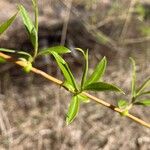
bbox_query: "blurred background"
[0,0,150,149]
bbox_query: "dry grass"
[0,0,150,149]
[0,63,149,149]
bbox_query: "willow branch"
[0,52,150,128]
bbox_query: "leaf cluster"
[118,58,150,116]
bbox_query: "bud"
[23,61,32,73]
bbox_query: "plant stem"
[33,0,39,60]
[0,52,150,129]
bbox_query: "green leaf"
[81,50,88,90]
[30,27,37,48]
[85,56,107,86]
[84,82,124,93]
[75,48,89,90]
[0,48,16,53]
[19,5,37,48]
[134,99,150,106]
[0,48,32,60]
[136,77,150,96]
[118,99,128,109]
[138,91,150,96]
[66,96,79,125]
[51,52,78,91]
[19,5,34,34]
[0,12,18,35]
[129,57,136,98]
[38,46,71,56]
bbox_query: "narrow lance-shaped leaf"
[0,48,32,60]
[19,5,34,34]
[0,12,18,35]
[136,77,150,96]
[85,56,107,86]
[19,5,37,48]
[130,57,136,98]
[84,82,124,93]
[66,96,80,125]
[38,46,71,56]
[138,91,150,97]
[134,99,150,106]
[81,50,88,90]
[30,27,37,48]
[75,48,89,90]
[51,52,78,91]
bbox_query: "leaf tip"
[102,56,107,62]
